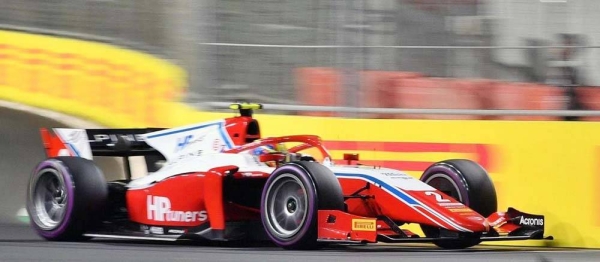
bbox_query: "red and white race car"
[26,103,552,249]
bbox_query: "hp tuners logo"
[175,135,193,152]
[147,195,208,222]
[519,216,544,226]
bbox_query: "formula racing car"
[25,103,552,249]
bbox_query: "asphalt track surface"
[1,106,600,262]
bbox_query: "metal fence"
[0,0,164,52]
[195,0,600,109]
[195,0,487,104]
[1,0,600,118]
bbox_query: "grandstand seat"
[576,87,600,121]
[359,71,422,119]
[394,77,487,120]
[488,82,566,121]
[295,67,342,117]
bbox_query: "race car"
[25,103,552,249]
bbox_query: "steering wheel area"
[251,143,318,167]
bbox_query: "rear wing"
[40,127,166,159]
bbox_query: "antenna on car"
[229,102,263,117]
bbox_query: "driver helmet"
[252,144,276,156]
[252,143,288,156]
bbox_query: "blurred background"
[1,0,599,120]
[1,1,600,253]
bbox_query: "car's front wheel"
[419,159,497,249]
[260,161,344,250]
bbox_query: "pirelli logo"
[352,219,376,231]
[448,207,474,213]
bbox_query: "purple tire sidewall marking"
[261,164,316,247]
[30,159,74,238]
[421,165,470,206]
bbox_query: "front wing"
[316,207,553,244]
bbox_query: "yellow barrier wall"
[1,30,599,248]
[0,30,186,128]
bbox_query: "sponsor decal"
[380,172,414,180]
[141,225,150,234]
[439,202,465,207]
[518,216,544,226]
[149,226,164,235]
[66,130,84,143]
[175,134,194,152]
[448,207,473,213]
[351,219,376,231]
[212,139,224,152]
[160,150,207,170]
[425,191,451,203]
[166,150,204,164]
[89,133,145,143]
[147,195,208,222]
[167,229,185,234]
[488,217,505,227]
[241,172,265,177]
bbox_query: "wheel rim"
[30,168,68,230]
[425,173,463,203]
[264,173,308,239]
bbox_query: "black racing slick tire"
[260,161,344,250]
[419,159,498,249]
[26,157,108,241]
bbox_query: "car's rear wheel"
[261,161,344,250]
[419,159,497,249]
[26,157,108,241]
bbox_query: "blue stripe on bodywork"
[147,123,221,139]
[67,143,80,157]
[146,122,234,150]
[219,130,233,149]
[336,172,471,232]
[334,173,418,205]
